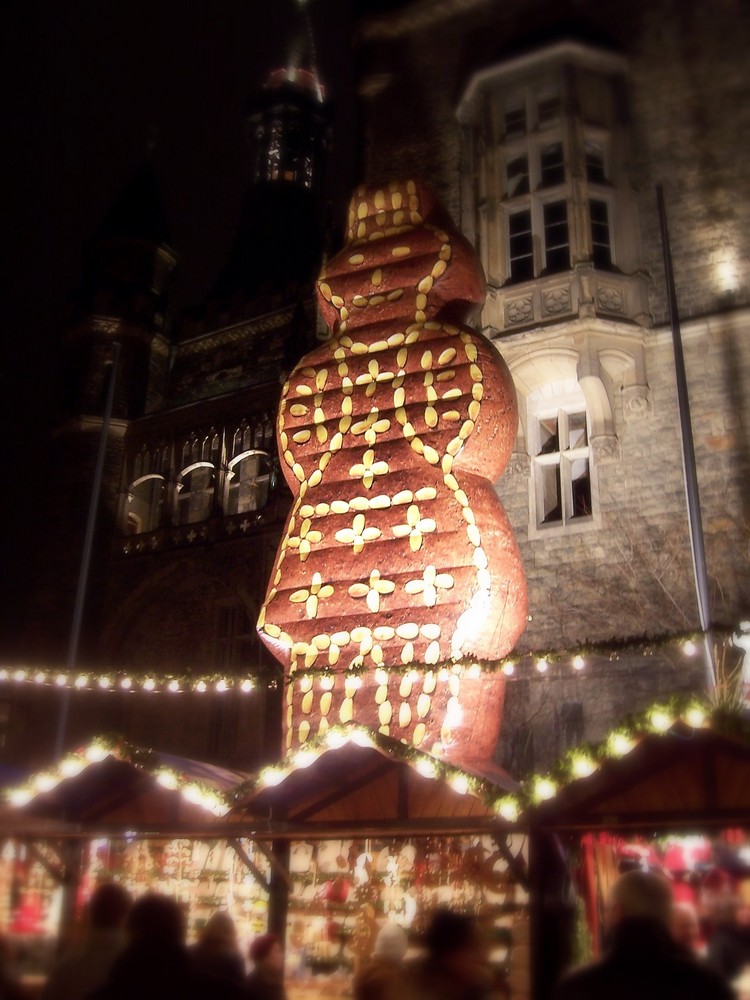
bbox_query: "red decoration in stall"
[257,180,527,766]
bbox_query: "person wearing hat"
[246,933,286,1000]
[354,921,411,1000]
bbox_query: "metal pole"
[656,186,716,689]
[54,343,122,758]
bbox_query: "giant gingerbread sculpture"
[258,180,526,768]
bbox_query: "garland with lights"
[231,725,504,811]
[0,625,738,693]
[230,699,750,827]
[285,626,736,681]
[493,696,750,822]
[3,737,232,818]
[6,699,748,830]
[0,667,260,695]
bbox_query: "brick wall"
[356,0,750,769]
[357,0,750,322]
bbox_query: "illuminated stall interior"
[0,731,532,998]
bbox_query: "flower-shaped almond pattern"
[257,179,527,769]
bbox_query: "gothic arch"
[97,559,260,670]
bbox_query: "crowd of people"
[0,871,748,999]
[35,886,283,1000]
[351,872,748,999]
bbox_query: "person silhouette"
[555,871,732,1000]
[43,882,132,1000]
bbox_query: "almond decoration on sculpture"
[257,180,527,767]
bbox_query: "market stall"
[230,726,531,1000]
[0,739,267,983]
[521,702,750,999]
[0,728,534,998]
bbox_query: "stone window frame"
[457,42,650,333]
[528,390,593,529]
[525,377,598,537]
[120,410,280,536]
[501,326,651,537]
[125,473,166,535]
[588,193,617,270]
[500,114,574,283]
[176,460,217,526]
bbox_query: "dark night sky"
[0,0,357,636]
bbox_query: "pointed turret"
[63,161,177,421]
[248,5,328,194]
[208,3,331,312]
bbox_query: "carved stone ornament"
[257,180,527,766]
[591,434,620,464]
[597,284,624,313]
[622,384,651,421]
[542,286,571,316]
[505,296,534,326]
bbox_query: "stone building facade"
[5,0,749,779]
[355,0,750,772]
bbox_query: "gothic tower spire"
[208,1,331,312]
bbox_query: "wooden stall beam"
[229,839,269,890]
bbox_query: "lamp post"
[657,186,716,690]
[54,343,122,758]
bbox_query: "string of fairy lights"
[237,697,731,824]
[0,625,738,694]
[3,697,741,826]
[3,737,232,818]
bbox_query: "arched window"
[182,432,200,468]
[203,428,220,465]
[177,462,215,525]
[126,440,171,535]
[126,475,165,535]
[225,450,271,515]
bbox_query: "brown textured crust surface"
[257,180,527,764]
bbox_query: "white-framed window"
[589,195,615,270]
[498,81,574,285]
[527,381,594,532]
[458,43,640,296]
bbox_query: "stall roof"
[231,729,519,838]
[1,730,520,840]
[0,741,253,838]
[531,724,750,832]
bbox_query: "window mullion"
[559,455,573,524]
